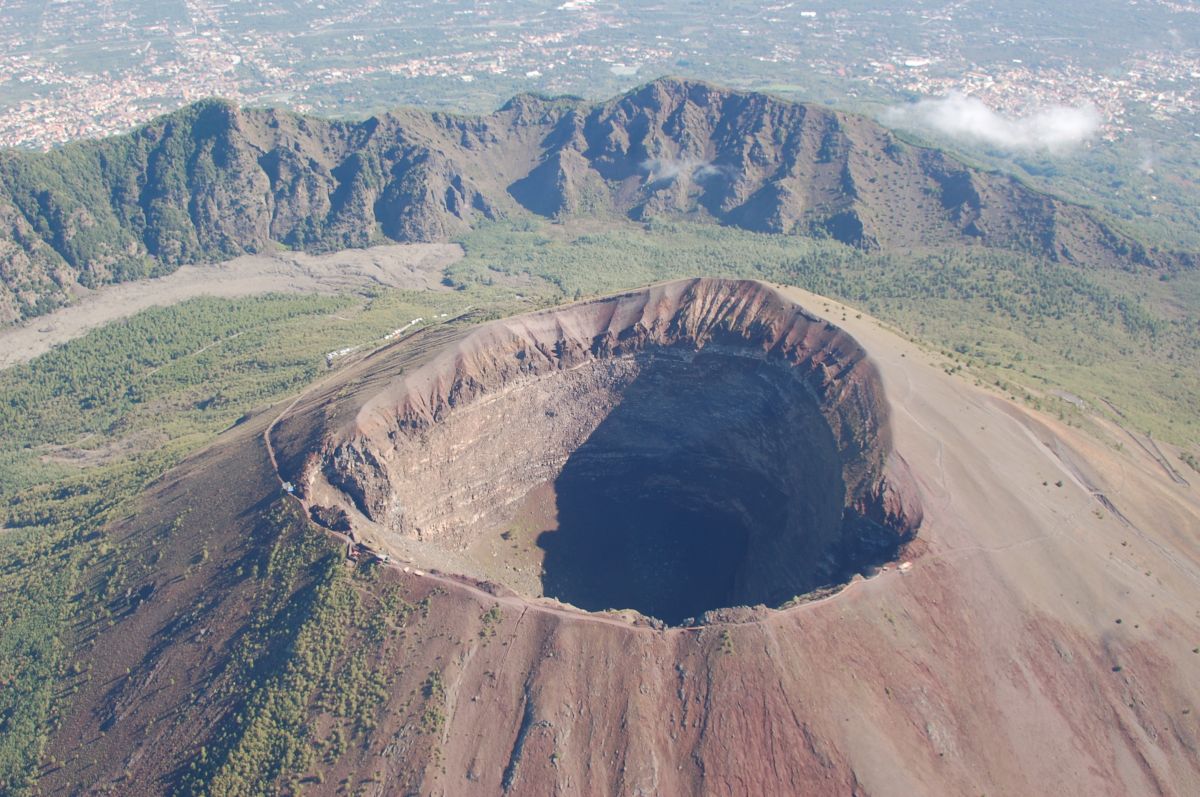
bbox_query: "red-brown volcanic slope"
[44,279,1200,796]
[273,279,1200,794]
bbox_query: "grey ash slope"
[0,77,1191,323]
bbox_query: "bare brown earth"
[0,242,460,369]
[43,280,1200,796]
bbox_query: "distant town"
[1,0,1196,149]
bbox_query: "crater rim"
[280,278,924,627]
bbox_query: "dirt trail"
[0,242,462,369]
[1099,398,1190,486]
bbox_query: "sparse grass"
[479,604,502,638]
[420,670,447,735]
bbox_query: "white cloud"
[883,92,1102,154]
[693,162,732,181]
[1135,139,1158,175]
[640,157,731,184]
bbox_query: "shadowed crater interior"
[538,352,843,625]
[291,278,923,626]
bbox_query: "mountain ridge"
[0,77,1191,324]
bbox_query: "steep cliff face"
[520,79,1177,268]
[277,279,921,623]
[0,78,1191,324]
[0,100,516,322]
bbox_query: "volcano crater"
[290,279,922,626]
